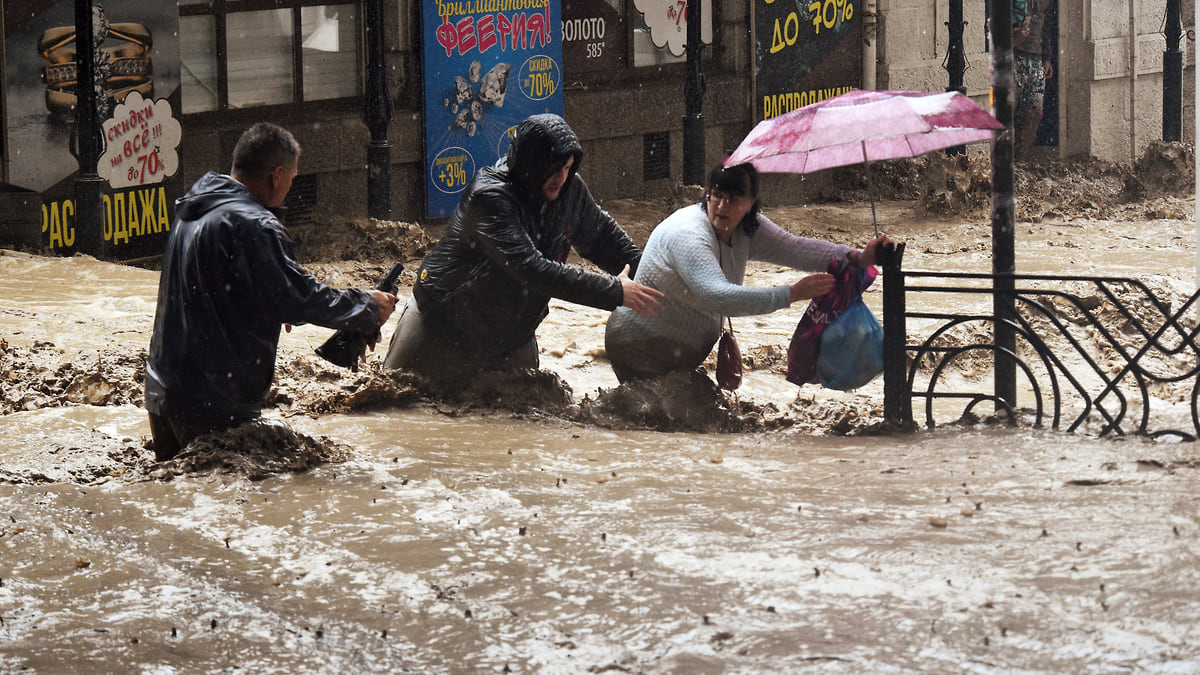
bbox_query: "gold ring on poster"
[45,77,153,117]
[38,23,151,61]
[43,56,151,86]
[38,22,154,118]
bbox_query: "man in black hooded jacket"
[384,113,661,384]
[145,122,396,461]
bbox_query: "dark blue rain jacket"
[412,114,641,359]
[145,171,380,425]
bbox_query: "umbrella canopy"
[725,89,1003,175]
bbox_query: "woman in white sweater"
[604,162,892,383]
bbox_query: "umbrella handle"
[861,145,879,239]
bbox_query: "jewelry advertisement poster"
[421,0,564,219]
[3,0,181,259]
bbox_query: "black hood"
[505,113,583,197]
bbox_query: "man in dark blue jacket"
[145,123,396,461]
[384,114,661,386]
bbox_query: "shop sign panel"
[561,0,625,73]
[3,0,182,259]
[753,0,862,122]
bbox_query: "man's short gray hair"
[231,122,301,180]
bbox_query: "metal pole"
[364,0,393,220]
[946,0,966,95]
[861,0,877,89]
[73,0,106,258]
[990,0,1017,413]
[1163,0,1183,142]
[880,242,911,426]
[682,0,706,185]
[944,0,967,155]
[1129,0,1137,162]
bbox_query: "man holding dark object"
[145,122,396,461]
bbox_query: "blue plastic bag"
[787,260,877,386]
[817,298,883,390]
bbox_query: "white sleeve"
[749,214,854,272]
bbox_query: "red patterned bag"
[786,258,877,386]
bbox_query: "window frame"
[562,1,723,88]
[179,0,364,118]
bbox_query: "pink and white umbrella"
[725,89,1003,234]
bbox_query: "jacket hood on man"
[505,113,583,199]
[412,116,640,360]
[174,171,252,221]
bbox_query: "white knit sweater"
[606,203,852,356]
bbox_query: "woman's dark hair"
[700,162,761,236]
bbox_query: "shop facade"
[1,0,1193,259]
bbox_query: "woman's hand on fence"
[859,234,896,268]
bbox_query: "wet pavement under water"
[2,199,1199,672]
[3,406,1200,672]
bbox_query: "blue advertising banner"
[421,0,564,219]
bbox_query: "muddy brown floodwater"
[1,145,1198,672]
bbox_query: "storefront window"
[180,15,217,114]
[301,5,361,101]
[179,2,361,113]
[228,10,294,108]
[632,11,683,67]
[562,0,713,76]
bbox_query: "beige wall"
[1060,0,1195,160]
[877,0,994,97]
[877,0,1195,161]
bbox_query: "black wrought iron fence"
[879,244,1200,440]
